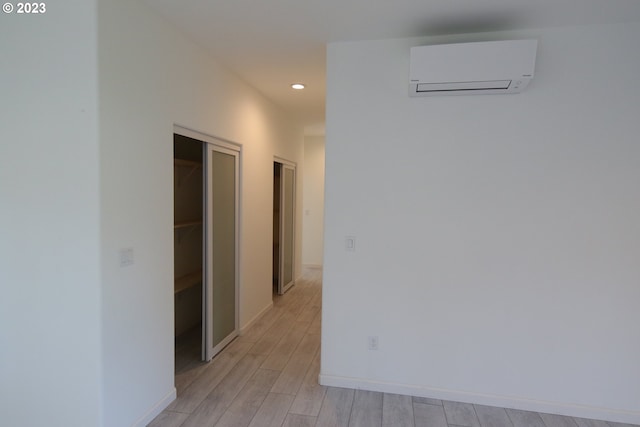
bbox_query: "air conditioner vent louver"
[416,80,512,93]
[409,40,537,97]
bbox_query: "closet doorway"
[273,159,296,295]
[173,128,240,367]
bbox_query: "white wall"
[321,23,640,424]
[98,0,304,425]
[0,2,102,426]
[303,135,326,267]
[0,2,304,424]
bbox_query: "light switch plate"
[119,248,134,267]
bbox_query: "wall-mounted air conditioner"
[409,39,538,96]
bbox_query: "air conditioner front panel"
[409,39,537,96]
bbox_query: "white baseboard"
[318,374,640,425]
[240,301,273,335]
[131,387,176,427]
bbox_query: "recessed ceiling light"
[291,83,305,90]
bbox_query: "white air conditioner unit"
[409,39,537,96]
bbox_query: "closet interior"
[174,135,204,366]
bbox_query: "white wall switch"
[119,248,134,267]
[368,336,379,350]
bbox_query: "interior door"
[204,144,239,361]
[278,163,296,294]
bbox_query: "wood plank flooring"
[149,269,638,427]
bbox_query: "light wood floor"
[149,269,637,427]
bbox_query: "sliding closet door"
[204,144,239,361]
[279,163,296,294]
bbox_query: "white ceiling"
[143,0,640,134]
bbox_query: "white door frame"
[174,125,241,362]
[205,143,240,361]
[274,157,296,295]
